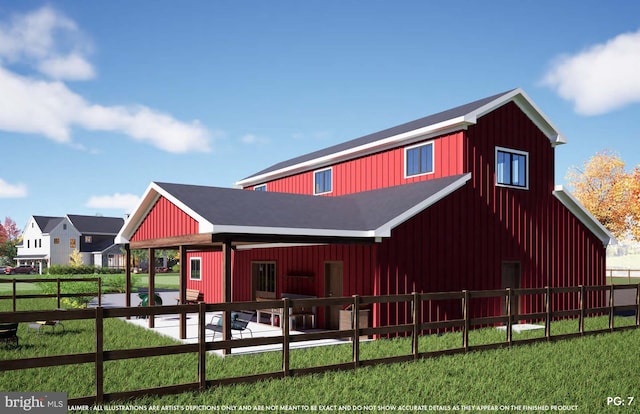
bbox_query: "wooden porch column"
[148,248,156,329]
[125,244,131,319]
[222,240,232,354]
[179,245,187,339]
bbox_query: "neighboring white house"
[16,214,125,273]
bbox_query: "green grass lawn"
[0,297,638,413]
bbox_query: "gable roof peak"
[236,88,564,187]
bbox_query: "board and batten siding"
[374,102,606,330]
[130,197,198,241]
[252,131,465,195]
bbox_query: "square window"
[496,147,528,189]
[85,236,92,243]
[190,257,201,280]
[53,238,60,244]
[314,168,332,195]
[405,142,434,177]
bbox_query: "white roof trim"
[553,186,613,246]
[374,173,472,237]
[211,224,376,239]
[236,88,566,188]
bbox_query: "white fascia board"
[235,120,472,188]
[374,173,472,237]
[211,224,375,239]
[234,242,327,251]
[553,186,613,246]
[114,182,215,244]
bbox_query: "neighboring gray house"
[16,214,125,272]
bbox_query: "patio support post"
[222,240,232,355]
[125,244,131,318]
[148,248,156,329]
[179,245,187,339]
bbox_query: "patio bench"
[176,289,204,305]
[28,320,65,334]
[206,311,254,339]
[0,322,19,348]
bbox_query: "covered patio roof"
[116,173,472,249]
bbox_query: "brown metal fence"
[0,284,638,405]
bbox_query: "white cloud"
[0,178,27,198]
[240,133,269,145]
[0,5,93,81]
[38,53,95,80]
[0,7,213,153]
[86,193,141,213]
[542,29,640,115]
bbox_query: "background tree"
[69,249,84,266]
[0,217,21,266]
[566,150,639,241]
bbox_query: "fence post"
[352,295,360,369]
[545,286,551,340]
[506,288,512,346]
[198,302,206,390]
[462,290,469,351]
[412,292,419,359]
[579,285,585,335]
[95,306,104,405]
[282,297,290,377]
[98,278,102,307]
[636,283,640,327]
[609,285,614,332]
[57,279,61,308]
[12,279,16,312]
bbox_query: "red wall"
[255,131,465,195]
[374,102,606,330]
[131,197,198,241]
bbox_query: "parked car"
[4,266,36,275]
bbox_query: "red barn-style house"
[116,88,611,335]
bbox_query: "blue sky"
[1,1,640,231]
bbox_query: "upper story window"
[190,257,201,281]
[254,184,267,191]
[405,141,434,177]
[496,147,528,189]
[314,167,332,195]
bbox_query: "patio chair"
[206,311,254,339]
[0,322,19,348]
[28,320,64,334]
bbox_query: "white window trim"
[495,146,529,190]
[254,184,267,191]
[404,141,435,178]
[189,257,202,281]
[313,167,333,195]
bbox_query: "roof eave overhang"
[553,186,614,246]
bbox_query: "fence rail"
[606,268,640,284]
[0,277,102,311]
[0,284,638,406]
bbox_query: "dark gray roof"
[67,215,124,235]
[155,174,468,234]
[33,216,65,233]
[242,89,515,181]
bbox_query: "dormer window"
[405,141,434,177]
[314,167,332,195]
[254,184,267,191]
[496,147,528,189]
